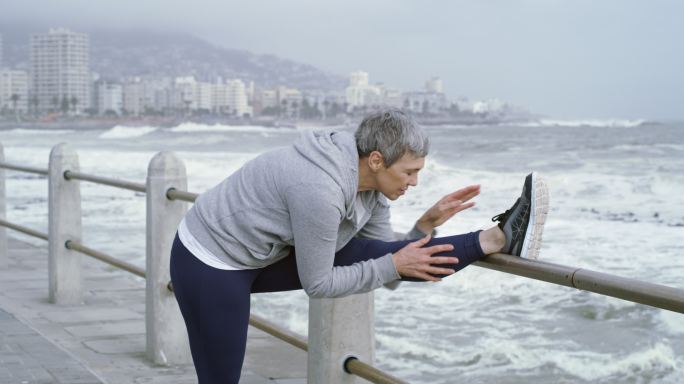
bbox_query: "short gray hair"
[355,109,429,166]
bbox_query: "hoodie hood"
[293,130,358,220]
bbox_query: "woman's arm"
[286,183,400,298]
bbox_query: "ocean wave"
[98,125,157,139]
[550,343,678,381]
[6,128,75,135]
[518,119,648,128]
[167,122,296,134]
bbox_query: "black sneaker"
[492,172,549,259]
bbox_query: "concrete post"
[0,143,6,269]
[146,151,191,365]
[48,143,82,304]
[308,293,375,383]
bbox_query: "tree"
[261,106,279,116]
[330,101,341,117]
[10,94,20,117]
[448,103,460,117]
[280,99,288,118]
[70,96,79,115]
[60,95,70,115]
[322,99,330,119]
[30,95,39,117]
[422,100,430,116]
[291,100,299,119]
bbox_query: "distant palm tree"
[280,99,288,118]
[30,96,39,117]
[322,99,330,120]
[60,95,70,115]
[70,96,79,115]
[10,94,20,117]
[291,100,299,119]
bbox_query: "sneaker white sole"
[520,172,549,259]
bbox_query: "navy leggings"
[170,232,484,384]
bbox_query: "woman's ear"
[368,151,384,172]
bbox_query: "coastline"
[0,114,658,132]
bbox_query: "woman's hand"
[416,184,480,234]
[392,235,459,282]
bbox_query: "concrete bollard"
[308,293,375,383]
[0,143,6,269]
[48,143,83,304]
[146,151,191,365]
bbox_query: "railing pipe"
[166,188,197,202]
[65,240,145,278]
[0,219,49,241]
[146,151,191,365]
[248,313,308,351]
[0,161,49,176]
[475,254,684,314]
[344,357,408,384]
[48,143,83,305]
[64,170,146,193]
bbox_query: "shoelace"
[492,197,522,230]
[491,210,510,223]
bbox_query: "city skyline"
[4,28,522,122]
[1,1,683,120]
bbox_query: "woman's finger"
[414,272,441,282]
[426,267,456,275]
[410,234,431,248]
[446,185,480,199]
[423,244,454,255]
[429,256,459,265]
[452,202,476,213]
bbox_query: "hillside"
[0,26,346,90]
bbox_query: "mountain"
[0,26,346,90]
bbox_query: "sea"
[0,119,682,383]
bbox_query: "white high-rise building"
[93,80,123,116]
[123,78,146,116]
[30,28,90,114]
[425,77,443,93]
[174,77,198,111]
[214,79,252,117]
[346,71,380,109]
[349,71,369,87]
[0,69,30,114]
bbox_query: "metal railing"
[64,170,147,193]
[1,146,683,384]
[0,161,48,176]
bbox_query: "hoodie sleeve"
[285,183,400,298]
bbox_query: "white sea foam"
[549,343,678,381]
[518,118,647,128]
[167,122,294,134]
[5,128,75,135]
[98,125,157,139]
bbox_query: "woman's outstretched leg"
[332,231,488,281]
[251,228,501,292]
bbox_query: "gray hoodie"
[183,129,425,297]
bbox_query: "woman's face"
[375,154,425,200]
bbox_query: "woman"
[170,108,549,383]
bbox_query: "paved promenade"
[0,237,307,383]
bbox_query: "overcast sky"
[2,0,683,120]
